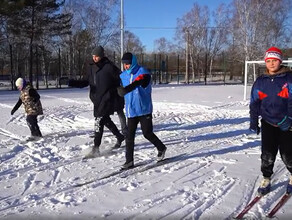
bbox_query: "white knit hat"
[15,78,25,89]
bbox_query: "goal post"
[244,60,292,100]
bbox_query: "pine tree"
[3,0,72,84]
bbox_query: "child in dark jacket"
[249,47,292,195]
[11,77,43,141]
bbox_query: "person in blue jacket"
[249,47,292,195]
[117,52,167,169]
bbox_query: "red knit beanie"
[264,47,283,63]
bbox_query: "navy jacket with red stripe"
[250,66,292,127]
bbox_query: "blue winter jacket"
[250,66,292,127]
[120,55,152,118]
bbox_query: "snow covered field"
[0,83,291,219]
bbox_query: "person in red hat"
[249,47,292,195]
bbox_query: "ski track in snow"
[0,89,290,219]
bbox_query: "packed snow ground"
[0,83,291,220]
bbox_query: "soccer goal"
[243,60,292,100]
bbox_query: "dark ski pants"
[117,109,128,137]
[261,119,292,178]
[26,115,42,137]
[125,114,166,163]
[94,115,124,148]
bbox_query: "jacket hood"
[264,65,291,76]
[126,54,139,74]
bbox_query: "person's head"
[264,47,282,74]
[122,52,139,73]
[121,52,133,70]
[15,77,26,90]
[92,46,104,63]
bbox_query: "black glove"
[117,87,127,97]
[11,109,16,115]
[249,126,260,135]
[249,124,260,135]
[249,116,260,135]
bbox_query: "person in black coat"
[69,46,125,158]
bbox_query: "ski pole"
[6,115,16,125]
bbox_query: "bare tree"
[207,4,230,78]
[62,0,120,78]
[231,0,292,63]
[124,31,144,54]
[176,3,209,83]
[154,37,172,54]
[67,0,119,47]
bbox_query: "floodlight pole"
[120,0,124,70]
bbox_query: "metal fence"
[0,51,242,91]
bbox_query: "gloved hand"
[277,116,292,131]
[249,125,260,135]
[117,86,127,97]
[249,118,260,135]
[11,109,16,115]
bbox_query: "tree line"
[0,0,292,89]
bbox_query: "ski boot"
[157,147,167,161]
[121,161,134,170]
[257,177,271,195]
[83,147,100,159]
[113,135,125,148]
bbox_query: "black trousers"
[125,114,166,163]
[117,109,128,137]
[26,115,42,137]
[261,119,292,178]
[94,115,123,148]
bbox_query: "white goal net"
[244,60,292,100]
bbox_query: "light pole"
[120,0,124,70]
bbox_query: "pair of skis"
[73,153,185,187]
[234,192,291,219]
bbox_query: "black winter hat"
[122,52,133,64]
[92,46,104,58]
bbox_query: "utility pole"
[120,0,124,70]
